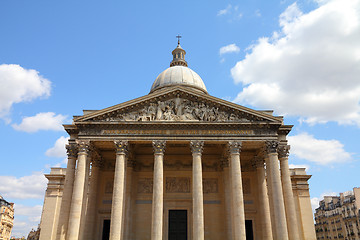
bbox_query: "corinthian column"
[67,141,90,240]
[123,156,135,239]
[228,141,246,240]
[190,141,205,240]
[56,143,78,240]
[83,152,102,240]
[265,141,289,240]
[254,156,273,240]
[278,145,300,240]
[151,140,166,240]
[109,140,128,240]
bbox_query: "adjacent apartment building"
[314,187,360,240]
[0,195,14,240]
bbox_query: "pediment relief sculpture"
[86,97,268,123]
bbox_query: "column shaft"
[228,141,246,240]
[66,142,89,240]
[151,141,165,240]
[123,162,133,239]
[266,141,289,240]
[279,145,300,240]
[223,165,233,239]
[256,160,273,240]
[56,144,77,240]
[82,159,100,240]
[79,154,91,240]
[190,141,205,240]
[109,141,128,240]
[265,156,277,239]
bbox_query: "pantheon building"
[39,41,316,240]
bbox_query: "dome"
[150,38,208,94]
[150,65,208,94]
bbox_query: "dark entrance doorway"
[245,220,254,240]
[102,219,110,240]
[168,210,187,240]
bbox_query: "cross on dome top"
[170,35,188,67]
[176,35,182,45]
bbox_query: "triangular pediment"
[74,86,282,124]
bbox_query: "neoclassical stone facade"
[39,42,316,240]
[0,195,14,240]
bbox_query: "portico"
[39,41,316,240]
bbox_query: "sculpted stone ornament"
[228,141,242,154]
[152,140,166,154]
[265,140,279,154]
[66,144,78,158]
[114,140,128,154]
[76,140,90,154]
[278,144,290,159]
[91,96,257,123]
[190,141,204,155]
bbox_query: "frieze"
[77,124,280,137]
[86,96,267,123]
[165,177,190,193]
[203,178,218,194]
[137,178,153,193]
[102,129,255,136]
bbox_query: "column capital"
[190,140,204,155]
[76,140,90,154]
[228,141,242,155]
[114,140,128,154]
[152,140,166,154]
[66,143,78,158]
[265,140,279,154]
[278,144,290,159]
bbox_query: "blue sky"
[1,0,359,237]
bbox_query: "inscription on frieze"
[166,177,190,193]
[203,178,219,194]
[102,129,254,136]
[137,178,153,193]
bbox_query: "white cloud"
[255,9,261,17]
[45,136,69,158]
[12,204,42,238]
[288,132,352,165]
[219,44,240,55]
[12,112,68,133]
[217,4,243,21]
[231,0,360,126]
[0,64,51,120]
[0,172,47,199]
[217,4,232,16]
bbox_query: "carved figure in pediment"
[148,103,156,121]
[92,96,262,122]
[174,97,183,116]
[217,111,228,121]
[156,101,165,120]
[180,105,196,120]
